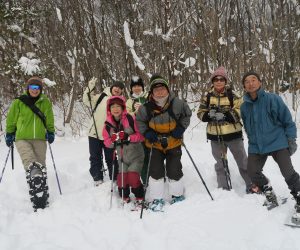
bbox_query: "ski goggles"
[28,84,41,90]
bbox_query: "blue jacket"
[241,88,296,154]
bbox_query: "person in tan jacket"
[83,78,124,185]
[197,66,251,192]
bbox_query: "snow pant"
[211,138,251,189]
[117,172,144,199]
[15,140,47,170]
[148,146,184,200]
[247,148,300,198]
[88,136,119,181]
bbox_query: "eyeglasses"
[212,77,226,83]
[28,84,41,90]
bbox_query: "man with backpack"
[83,78,124,185]
[5,76,55,210]
[197,66,252,192]
[136,74,192,212]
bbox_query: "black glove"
[288,138,297,156]
[5,133,15,147]
[46,131,55,144]
[171,125,185,139]
[144,129,158,143]
[224,111,238,123]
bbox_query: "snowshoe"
[26,162,49,211]
[130,198,149,211]
[170,195,185,205]
[291,204,300,225]
[263,190,279,210]
[149,199,165,212]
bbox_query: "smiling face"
[28,84,41,97]
[212,76,226,93]
[111,87,123,96]
[110,103,123,118]
[243,75,262,99]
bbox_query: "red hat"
[107,96,126,111]
[210,66,228,83]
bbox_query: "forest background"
[0,0,299,135]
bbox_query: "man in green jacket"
[5,76,55,210]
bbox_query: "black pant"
[149,146,183,181]
[88,136,119,181]
[247,148,300,196]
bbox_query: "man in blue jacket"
[241,71,300,219]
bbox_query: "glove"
[215,112,225,121]
[224,111,238,123]
[46,131,55,144]
[5,133,15,147]
[133,102,142,111]
[171,125,185,139]
[288,138,297,156]
[119,131,129,141]
[88,77,97,91]
[144,129,158,143]
[111,133,119,143]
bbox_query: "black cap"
[130,77,144,91]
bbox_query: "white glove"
[88,77,97,91]
[215,112,225,121]
[134,102,141,111]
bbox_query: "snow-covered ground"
[0,112,300,250]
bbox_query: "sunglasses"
[28,84,41,90]
[212,77,226,83]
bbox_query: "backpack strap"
[18,95,47,128]
[126,113,135,133]
[92,92,107,114]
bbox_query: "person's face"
[110,104,123,117]
[132,85,143,95]
[212,76,226,92]
[111,87,123,96]
[244,75,261,94]
[152,85,168,98]
[28,84,41,97]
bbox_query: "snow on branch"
[123,21,145,71]
[18,56,40,75]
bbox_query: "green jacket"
[6,93,55,140]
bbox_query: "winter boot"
[149,198,165,212]
[26,162,49,211]
[246,183,262,194]
[291,192,300,224]
[262,183,278,209]
[170,195,185,205]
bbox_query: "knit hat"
[150,74,169,92]
[210,66,229,83]
[107,96,126,110]
[26,76,43,91]
[242,71,261,86]
[130,76,144,91]
[110,81,125,93]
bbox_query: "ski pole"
[183,143,214,201]
[120,142,125,208]
[0,147,11,183]
[48,143,62,195]
[140,144,153,219]
[215,120,232,190]
[109,143,117,209]
[11,144,14,170]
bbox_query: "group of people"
[4,68,300,219]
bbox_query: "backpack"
[206,88,234,109]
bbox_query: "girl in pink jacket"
[103,96,145,204]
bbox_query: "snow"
[18,56,40,75]
[56,8,62,22]
[1,111,300,250]
[43,78,56,87]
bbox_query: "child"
[103,96,145,206]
